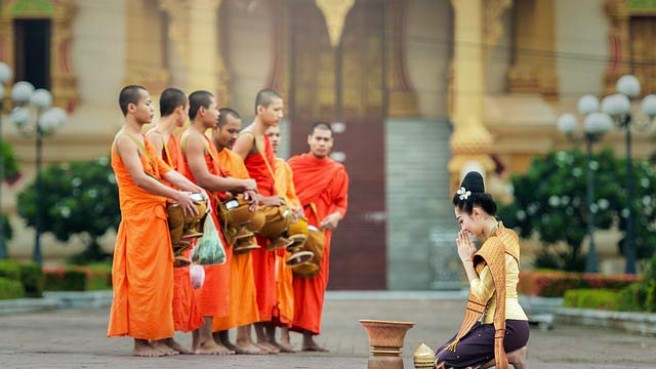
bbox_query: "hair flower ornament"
[456,187,471,200]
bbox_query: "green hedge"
[84,263,112,291]
[19,262,44,297]
[615,283,647,312]
[44,265,112,291]
[615,280,656,313]
[0,277,25,300]
[518,270,639,297]
[0,261,110,297]
[564,284,656,312]
[0,260,45,298]
[0,260,21,281]
[563,289,619,310]
[44,268,87,291]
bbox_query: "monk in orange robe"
[288,122,349,352]
[209,107,271,355]
[146,87,204,354]
[178,90,257,355]
[108,85,204,357]
[233,89,287,353]
[266,124,302,353]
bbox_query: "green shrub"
[19,262,44,297]
[0,140,21,184]
[0,140,19,255]
[44,267,87,291]
[0,259,22,281]
[644,279,656,313]
[616,283,647,312]
[83,263,112,291]
[0,260,46,297]
[563,289,618,310]
[614,255,656,312]
[0,277,24,300]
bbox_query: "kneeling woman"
[434,171,530,369]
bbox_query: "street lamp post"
[9,81,67,265]
[601,75,656,274]
[557,96,612,273]
[0,62,12,260]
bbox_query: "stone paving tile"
[0,296,655,368]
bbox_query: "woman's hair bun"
[460,171,485,194]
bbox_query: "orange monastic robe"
[179,133,231,318]
[272,157,300,326]
[212,148,260,331]
[159,133,204,333]
[243,134,277,321]
[108,135,175,340]
[288,153,348,334]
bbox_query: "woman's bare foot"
[133,339,165,357]
[507,346,529,369]
[194,340,235,355]
[150,339,179,356]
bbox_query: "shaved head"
[254,88,282,114]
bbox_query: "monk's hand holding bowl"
[174,191,200,217]
[257,195,285,207]
[244,190,259,212]
[241,178,258,192]
[291,206,304,223]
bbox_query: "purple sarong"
[435,319,530,368]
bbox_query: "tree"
[498,148,656,271]
[17,157,119,264]
[1,140,21,185]
[0,140,19,254]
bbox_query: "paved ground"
[1,292,655,369]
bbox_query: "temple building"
[0,0,653,289]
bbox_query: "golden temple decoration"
[0,0,79,111]
[450,124,493,156]
[156,0,228,101]
[484,0,513,48]
[604,0,656,96]
[386,0,418,117]
[315,0,355,48]
[448,0,496,193]
[507,0,558,100]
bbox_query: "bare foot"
[235,340,269,355]
[222,339,238,353]
[302,333,329,352]
[256,341,281,354]
[163,338,193,355]
[151,340,179,356]
[212,331,238,352]
[302,341,329,352]
[133,340,165,357]
[507,346,529,369]
[194,340,235,355]
[270,340,296,353]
